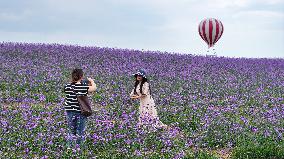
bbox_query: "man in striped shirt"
[64,68,97,149]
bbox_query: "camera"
[81,79,91,86]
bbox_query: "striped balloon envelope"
[198,18,224,48]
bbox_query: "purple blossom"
[0,42,283,158]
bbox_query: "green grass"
[231,144,284,159]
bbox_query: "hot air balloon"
[198,18,224,48]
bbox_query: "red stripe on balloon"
[220,21,224,38]
[216,20,224,44]
[209,19,213,47]
[198,23,205,41]
[214,19,220,45]
[202,20,209,46]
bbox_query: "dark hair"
[134,76,151,96]
[71,68,83,82]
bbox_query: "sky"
[0,0,283,58]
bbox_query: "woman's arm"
[131,95,140,99]
[130,89,135,96]
[131,83,149,99]
[87,78,97,92]
[141,82,149,97]
[130,89,140,99]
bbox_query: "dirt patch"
[210,148,232,159]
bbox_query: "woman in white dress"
[130,69,167,129]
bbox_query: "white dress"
[130,82,167,128]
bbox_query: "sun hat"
[133,69,147,79]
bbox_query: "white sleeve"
[142,82,150,95]
[130,89,135,96]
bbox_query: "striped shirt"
[64,83,89,112]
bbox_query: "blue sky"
[1,0,283,58]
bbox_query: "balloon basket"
[206,47,217,57]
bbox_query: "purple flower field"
[0,42,284,158]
